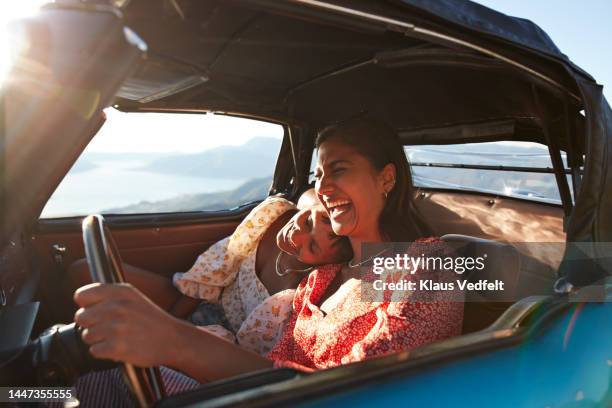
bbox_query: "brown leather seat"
[441,234,521,333]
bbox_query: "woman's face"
[314,138,393,239]
[276,204,349,265]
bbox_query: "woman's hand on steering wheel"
[80,214,167,406]
[74,282,181,368]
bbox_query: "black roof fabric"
[393,0,593,81]
[397,0,562,56]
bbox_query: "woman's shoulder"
[249,195,296,218]
[234,196,296,239]
[263,194,297,210]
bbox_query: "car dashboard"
[0,231,40,368]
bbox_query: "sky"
[474,0,611,100]
[86,109,283,153]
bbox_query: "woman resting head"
[172,190,352,355]
[277,196,352,267]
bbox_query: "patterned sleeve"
[342,238,464,364]
[173,196,296,301]
[235,289,295,356]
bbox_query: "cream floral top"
[173,196,296,355]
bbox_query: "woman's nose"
[290,216,309,247]
[316,173,334,195]
[294,211,309,232]
[290,229,308,249]
[311,211,324,231]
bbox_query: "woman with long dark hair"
[268,118,462,368]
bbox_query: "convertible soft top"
[395,0,589,76]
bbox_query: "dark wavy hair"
[315,117,430,242]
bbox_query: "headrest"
[441,234,520,302]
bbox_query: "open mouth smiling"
[324,198,352,218]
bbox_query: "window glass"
[405,142,571,204]
[310,141,571,204]
[41,109,283,217]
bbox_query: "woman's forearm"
[169,295,201,318]
[167,318,274,383]
[68,260,183,312]
[120,264,182,311]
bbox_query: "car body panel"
[299,302,612,408]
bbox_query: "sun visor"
[116,57,208,103]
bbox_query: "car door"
[30,108,286,320]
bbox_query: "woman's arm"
[169,295,202,319]
[169,320,273,382]
[74,283,272,383]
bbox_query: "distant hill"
[86,152,173,162]
[140,137,281,179]
[103,177,271,214]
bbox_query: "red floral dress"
[268,238,464,371]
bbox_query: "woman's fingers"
[86,328,157,366]
[81,322,119,345]
[74,282,136,308]
[71,282,176,367]
[88,340,129,362]
[74,297,127,327]
[74,283,107,307]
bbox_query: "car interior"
[0,0,592,406]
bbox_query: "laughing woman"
[268,118,463,369]
[72,117,463,392]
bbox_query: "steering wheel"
[82,214,166,407]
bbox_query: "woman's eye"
[332,167,346,175]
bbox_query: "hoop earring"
[275,252,313,277]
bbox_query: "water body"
[41,159,246,218]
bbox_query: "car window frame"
[38,110,291,220]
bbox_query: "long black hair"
[315,117,430,242]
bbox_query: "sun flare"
[0,0,47,86]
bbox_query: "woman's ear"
[380,163,396,193]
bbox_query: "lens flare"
[0,0,47,86]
